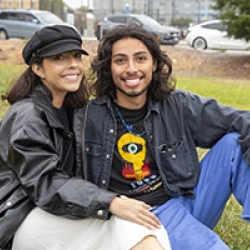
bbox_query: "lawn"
[1,65,250,249]
[177,76,250,249]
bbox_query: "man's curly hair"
[89,24,176,100]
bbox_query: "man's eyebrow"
[112,51,149,58]
[134,51,148,56]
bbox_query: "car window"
[0,13,9,19]
[202,22,226,31]
[127,17,141,26]
[134,15,160,26]
[33,12,63,24]
[22,14,38,23]
[108,16,127,24]
[0,13,21,21]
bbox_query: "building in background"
[0,0,218,36]
[91,0,216,25]
[90,0,145,20]
[164,0,218,24]
[0,0,39,9]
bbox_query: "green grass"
[0,65,26,118]
[1,66,250,249]
[177,76,250,110]
[177,76,250,249]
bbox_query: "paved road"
[175,40,250,55]
[82,36,250,55]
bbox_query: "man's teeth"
[126,79,139,84]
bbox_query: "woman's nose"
[68,57,78,67]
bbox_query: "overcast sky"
[63,0,87,9]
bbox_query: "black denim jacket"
[84,90,250,197]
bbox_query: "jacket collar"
[91,94,160,114]
[29,84,65,129]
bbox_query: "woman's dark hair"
[2,58,89,108]
[89,24,176,100]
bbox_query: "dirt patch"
[165,46,250,79]
[1,39,250,80]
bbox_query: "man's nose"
[126,60,137,73]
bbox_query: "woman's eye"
[55,55,63,60]
[74,52,82,58]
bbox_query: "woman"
[0,25,171,250]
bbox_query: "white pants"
[12,207,171,250]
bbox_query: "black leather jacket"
[0,85,116,249]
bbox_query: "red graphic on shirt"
[122,161,151,179]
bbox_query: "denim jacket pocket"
[157,140,195,184]
[85,142,102,183]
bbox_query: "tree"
[212,0,250,41]
[40,0,65,20]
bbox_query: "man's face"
[111,37,156,108]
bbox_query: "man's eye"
[116,59,125,64]
[137,56,147,61]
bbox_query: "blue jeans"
[153,132,250,250]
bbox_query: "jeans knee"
[217,132,239,149]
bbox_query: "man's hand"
[109,196,162,230]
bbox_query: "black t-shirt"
[109,102,170,206]
[55,105,74,176]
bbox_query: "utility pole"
[143,0,148,15]
[197,0,201,23]
[171,0,175,24]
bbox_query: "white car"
[185,19,250,50]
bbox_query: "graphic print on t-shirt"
[117,132,151,181]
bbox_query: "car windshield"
[35,12,63,24]
[135,15,160,26]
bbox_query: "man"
[84,24,250,249]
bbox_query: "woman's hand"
[109,196,162,230]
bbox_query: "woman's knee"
[131,235,165,250]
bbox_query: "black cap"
[22,24,89,65]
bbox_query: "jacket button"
[109,129,114,133]
[97,210,104,216]
[106,154,110,159]
[172,154,176,159]
[102,179,107,184]
[6,201,12,206]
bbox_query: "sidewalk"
[81,36,97,40]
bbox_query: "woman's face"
[32,50,84,108]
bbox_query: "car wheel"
[192,37,207,50]
[0,30,7,40]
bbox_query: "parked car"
[0,9,65,40]
[185,19,250,50]
[96,14,181,45]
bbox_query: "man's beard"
[115,84,149,98]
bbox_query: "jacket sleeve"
[6,112,117,220]
[183,91,250,164]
